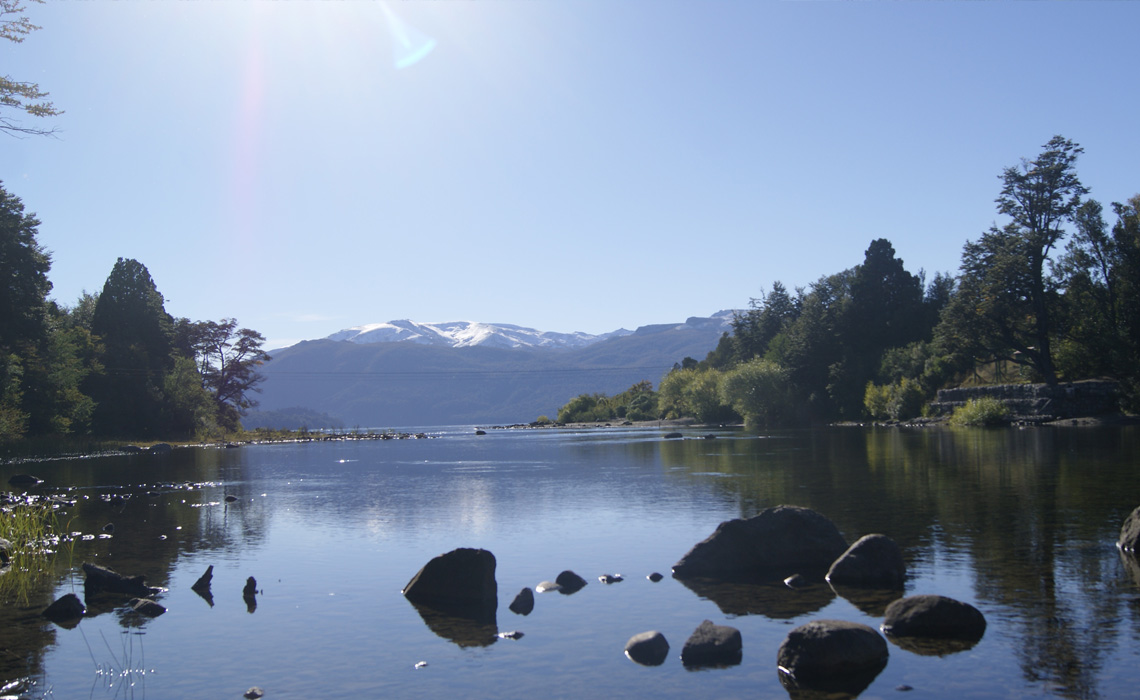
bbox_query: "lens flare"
[379,2,437,69]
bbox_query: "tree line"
[0,182,269,442]
[557,136,1140,427]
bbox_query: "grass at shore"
[0,496,61,606]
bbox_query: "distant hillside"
[254,314,732,427]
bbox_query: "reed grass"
[0,496,60,606]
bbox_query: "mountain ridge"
[250,312,737,427]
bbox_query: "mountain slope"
[254,315,732,427]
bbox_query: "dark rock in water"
[192,565,214,592]
[554,570,587,594]
[508,587,534,615]
[83,563,161,598]
[7,474,43,487]
[42,593,86,624]
[403,548,498,618]
[777,619,888,695]
[243,576,258,598]
[672,505,848,580]
[475,429,486,435]
[224,495,238,503]
[664,432,684,439]
[1119,505,1140,552]
[625,630,670,666]
[826,533,906,589]
[149,442,173,454]
[647,572,664,582]
[598,573,623,584]
[102,522,115,534]
[497,630,524,640]
[881,595,986,641]
[680,619,742,668]
[703,433,717,439]
[243,688,264,700]
[122,445,143,453]
[128,598,166,617]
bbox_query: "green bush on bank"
[949,397,1011,427]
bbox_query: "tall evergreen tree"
[87,258,175,437]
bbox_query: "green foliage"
[719,358,795,428]
[863,377,926,421]
[949,397,1011,427]
[176,318,270,427]
[556,392,613,423]
[0,496,58,605]
[658,367,734,423]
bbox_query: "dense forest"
[557,137,1140,427]
[0,182,269,443]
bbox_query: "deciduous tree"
[1,0,61,137]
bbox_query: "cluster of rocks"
[400,505,991,687]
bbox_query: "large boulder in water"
[777,620,888,694]
[1119,505,1140,552]
[403,548,498,616]
[82,563,161,598]
[672,505,848,580]
[625,630,670,666]
[42,593,86,625]
[881,594,986,641]
[826,533,906,589]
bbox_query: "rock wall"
[929,380,1120,420]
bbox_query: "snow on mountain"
[326,319,634,350]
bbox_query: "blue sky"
[3,0,1138,349]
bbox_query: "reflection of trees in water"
[660,426,1140,700]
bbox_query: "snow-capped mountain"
[325,319,633,350]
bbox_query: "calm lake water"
[3,424,1140,699]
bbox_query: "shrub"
[949,397,1010,427]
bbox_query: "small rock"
[647,572,664,582]
[554,570,587,594]
[128,598,166,617]
[598,573,623,584]
[102,523,115,534]
[681,619,742,667]
[497,630,524,640]
[243,576,258,598]
[897,685,914,691]
[224,495,238,503]
[664,432,684,439]
[149,443,173,454]
[625,630,670,666]
[508,587,534,615]
[191,565,214,593]
[243,687,264,699]
[414,661,428,669]
[536,581,561,593]
[42,593,86,624]
[7,474,43,487]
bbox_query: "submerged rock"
[625,630,670,666]
[881,595,986,641]
[826,534,906,589]
[42,593,86,624]
[8,474,43,487]
[672,505,848,580]
[680,619,742,668]
[83,563,161,598]
[128,598,166,617]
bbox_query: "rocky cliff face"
[929,380,1120,420]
